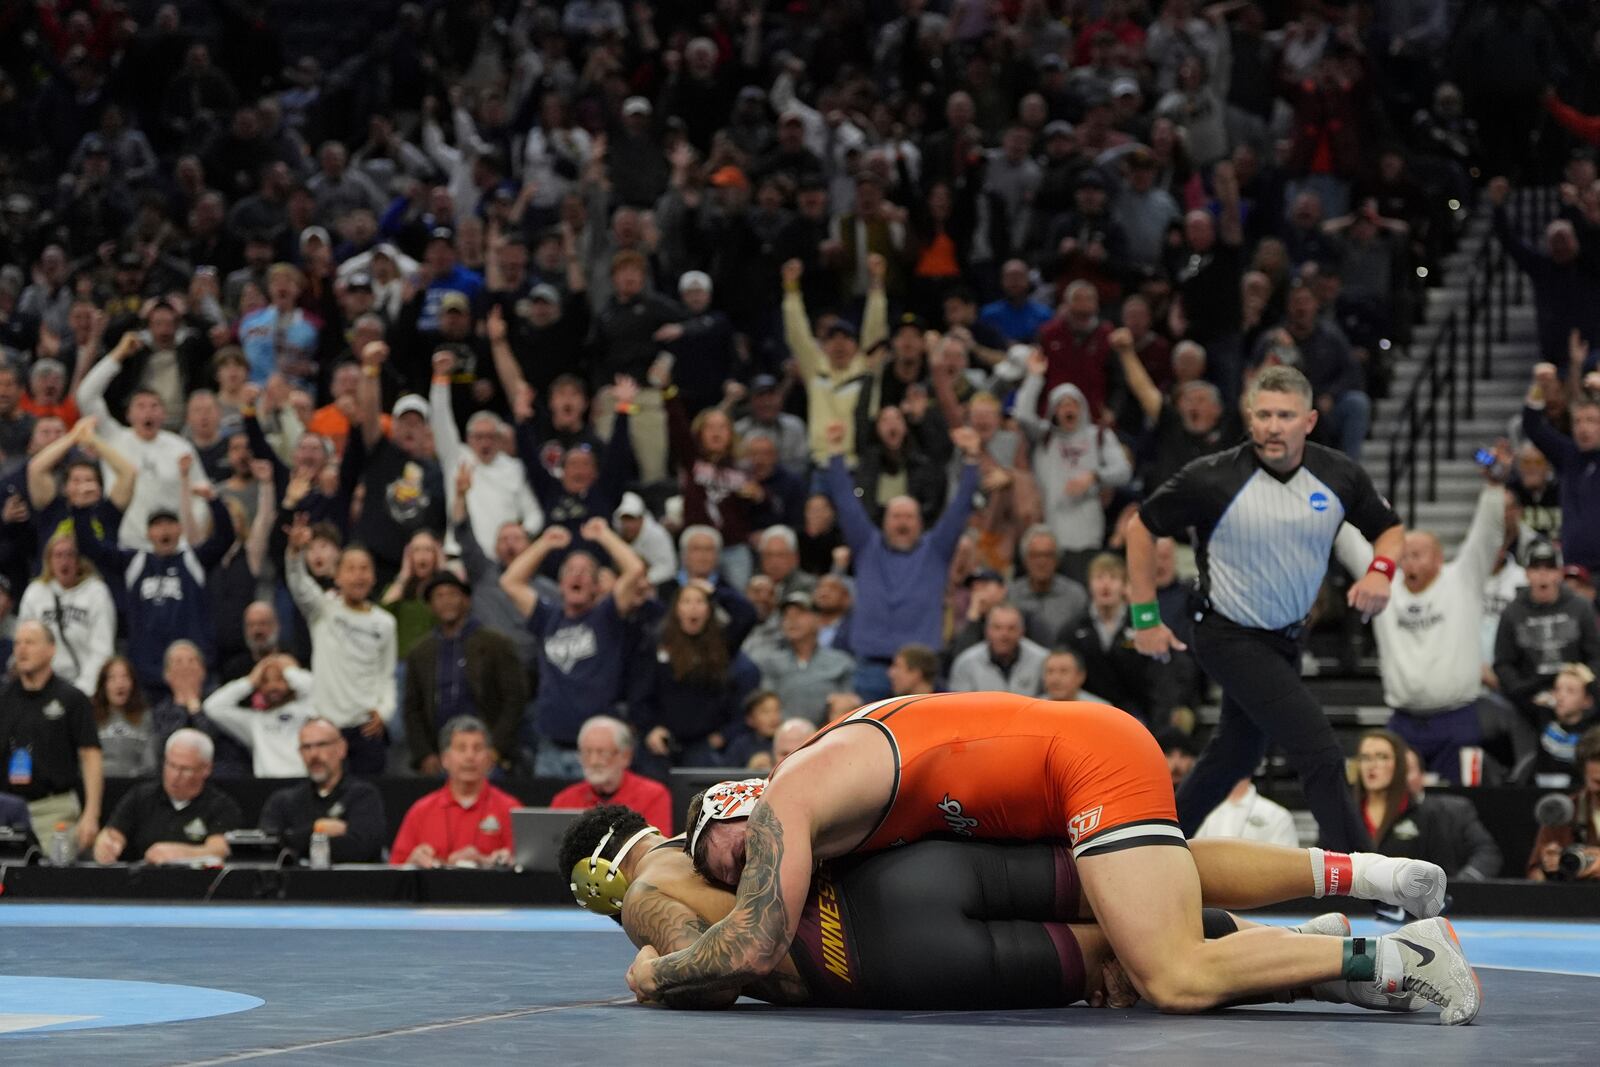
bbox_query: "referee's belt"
[1196,597,1308,642]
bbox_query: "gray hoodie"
[1014,376,1133,551]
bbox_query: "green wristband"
[1130,602,1161,630]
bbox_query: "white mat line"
[164,998,634,1065]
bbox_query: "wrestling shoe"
[1377,918,1481,1025]
[1289,913,1351,937]
[1353,854,1447,919]
[1291,913,1421,1012]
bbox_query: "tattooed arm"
[620,880,810,1007]
[626,804,815,1009]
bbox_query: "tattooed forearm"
[650,804,793,1006]
[623,882,711,954]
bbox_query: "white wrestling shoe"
[1353,854,1447,919]
[1289,913,1352,937]
[1291,913,1421,1013]
[1377,918,1482,1026]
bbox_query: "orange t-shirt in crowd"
[388,782,522,865]
[20,394,79,427]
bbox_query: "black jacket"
[1376,793,1502,881]
[1493,587,1600,718]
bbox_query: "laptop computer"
[511,808,583,872]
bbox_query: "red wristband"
[1367,556,1396,579]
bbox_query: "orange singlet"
[786,692,1187,860]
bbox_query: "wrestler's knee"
[1125,962,1216,1014]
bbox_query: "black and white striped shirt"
[1140,442,1400,631]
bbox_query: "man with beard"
[259,717,387,863]
[201,652,319,777]
[220,600,283,681]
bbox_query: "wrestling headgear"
[685,778,767,862]
[570,823,659,917]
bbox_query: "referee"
[1125,365,1404,852]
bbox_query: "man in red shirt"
[551,716,673,833]
[390,717,521,867]
[1036,281,1114,421]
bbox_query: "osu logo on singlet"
[937,794,979,836]
[1067,806,1103,845]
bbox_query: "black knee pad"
[1201,907,1239,939]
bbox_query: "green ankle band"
[1341,937,1376,981]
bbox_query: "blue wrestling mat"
[0,904,1595,1064]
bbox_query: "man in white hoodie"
[1013,350,1133,581]
[1337,483,1507,783]
[201,653,319,777]
[430,346,543,557]
[76,331,210,550]
[613,492,676,585]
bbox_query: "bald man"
[771,718,815,765]
[1337,485,1507,782]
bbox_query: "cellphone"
[1473,448,1497,468]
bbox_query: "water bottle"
[50,822,73,866]
[309,831,331,870]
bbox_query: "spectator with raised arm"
[782,254,889,465]
[500,516,648,778]
[1522,360,1600,573]
[284,514,397,776]
[826,420,983,702]
[1110,327,1240,490]
[513,376,637,575]
[26,415,136,552]
[1488,176,1600,367]
[76,330,211,550]
[72,453,234,695]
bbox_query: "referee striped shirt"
[1139,442,1400,631]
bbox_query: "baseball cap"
[622,96,653,117]
[738,85,766,103]
[1526,541,1563,569]
[709,166,749,189]
[1044,120,1076,140]
[964,567,1004,587]
[345,271,373,291]
[300,225,330,248]
[427,225,455,245]
[894,312,924,335]
[81,133,109,156]
[679,270,712,294]
[821,319,858,340]
[1110,76,1141,98]
[750,374,780,395]
[439,291,471,314]
[147,508,180,527]
[613,491,648,520]
[1040,54,1065,72]
[392,394,431,420]
[116,250,143,270]
[780,591,817,611]
[423,571,472,600]
[1075,167,1109,191]
[1564,563,1593,586]
[528,282,561,304]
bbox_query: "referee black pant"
[1176,612,1372,853]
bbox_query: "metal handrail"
[1385,187,1553,525]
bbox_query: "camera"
[1534,793,1598,880]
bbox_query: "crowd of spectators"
[2,0,1600,874]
